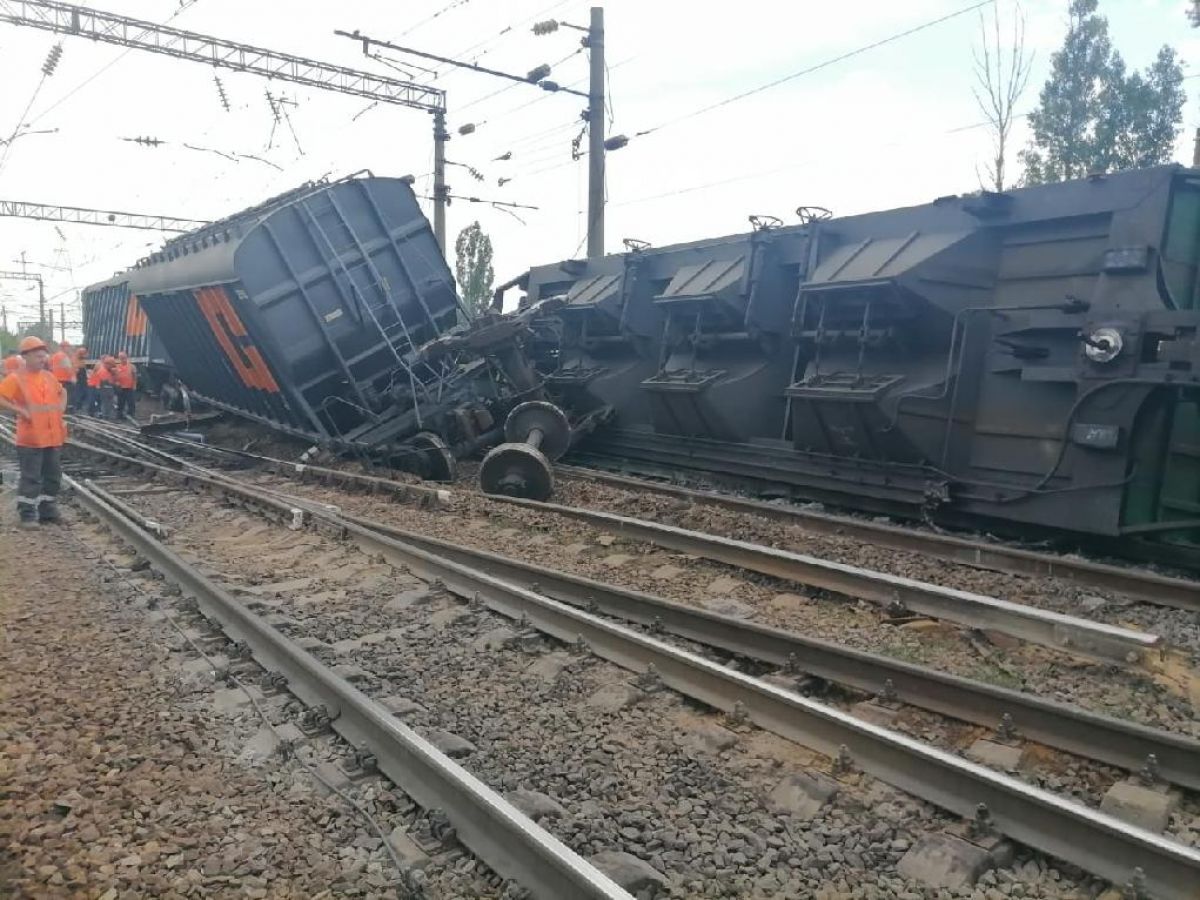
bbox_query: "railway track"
[556,465,1200,614]
[489,495,1162,668]
[67,418,1176,670]
[64,474,631,900]
[54,431,1200,779]
[24,422,1200,897]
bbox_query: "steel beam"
[0,1,443,110]
[0,199,207,233]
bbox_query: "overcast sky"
[0,0,1195,341]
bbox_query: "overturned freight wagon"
[126,174,540,479]
[80,274,172,391]
[509,165,1200,562]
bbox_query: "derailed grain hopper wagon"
[125,174,549,480]
[509,165,1200,562]
[81,274,172,391]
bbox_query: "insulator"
[532,20,559,35]
[41,43,64,77]
[214,75,230,112]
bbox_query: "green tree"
[0,326,15,355]
[454,221,495,320]
[1020,0,1184,184]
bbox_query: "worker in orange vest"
[88,355,118,419]
[114,350,137,419]
[3,353,22,374]
[0,336,68,527]
[71,345,88,411]
[49,341,76,410]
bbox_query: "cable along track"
[49,434,1200,899]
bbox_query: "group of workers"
[3,341,137,418]
[1,337,139,528]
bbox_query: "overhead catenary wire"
[610,108,1018,210]
[24,0,203,129]
[0,72,51,179]
[0,41,65,179]
[632,0,995,140]
[399,0,473,38]
[454,45,584,115]
[422,0,577,80]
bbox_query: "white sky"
[0,0,1196,341]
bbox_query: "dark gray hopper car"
[510,165,1200,562]
[127,175,483,473]
[80,274,171,376]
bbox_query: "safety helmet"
[18,336,48,354]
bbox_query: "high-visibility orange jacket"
[3,355,22,374]
[113,362,136,390]
[88,364,114,389]
[49,350,76,384]
[0,369,67,448]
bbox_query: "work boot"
[38,503,62,525]
[18,517,38,530]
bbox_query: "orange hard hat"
[18,336,48,354]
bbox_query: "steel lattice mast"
[0,0,451,248]
[0,199,208,233]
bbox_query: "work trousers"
[98,384,116,420]
[16,446,62,522]
[116,387,136,419]
[73,369,88,411]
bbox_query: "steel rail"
[489,498,1163,667]
[70,417,451,507]
[48,432,1200,787]
[558,464,1200,613]
[252,492,1200,896]
[66,475,630,900]
[332,511,1200,792]
[35,432,1200,893]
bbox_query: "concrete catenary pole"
[433,110,449,253]
[586,6,605,259]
